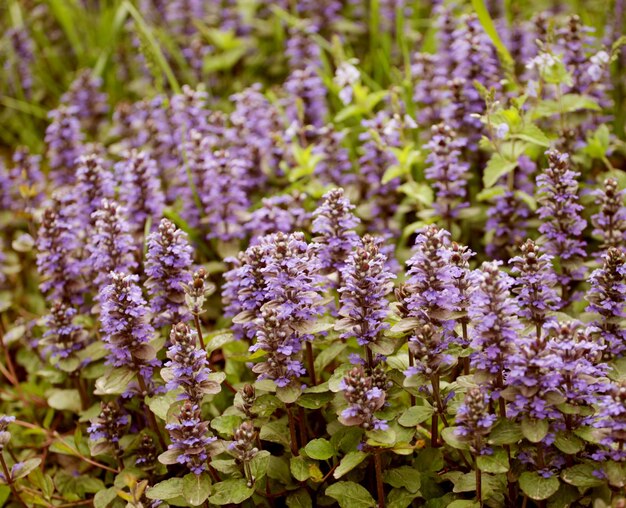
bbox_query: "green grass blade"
[123,0,181,94]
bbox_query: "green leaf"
[146,478,184,500]
[476,449,509,474]
[521,417,549,443]
[383,466,421,493]
[259,421,290,447]
[286,489,313,508]
[519,472,560,501]
[387,487,421,508]
[414,448,444,473]
[182,473,211,506]
[488,419,523,445]
[290,456,313,482]
[47,389,82,413]
[208,479,254,505]
[211,415,243,437]
[326,481,376,508]
[276,384,302,404]
[304,438,335,460]
[250,450,271,480]
[146,390,180,421]
[560,464,605,489]
[94,367,136,395]
[554,432,584,455]
[398,405,435,427]
[12,458,41,480]
[297,392,333,409]
[334,451,368,479]
[470,0,514,69]
[533,94,600,119]
[94,488,118,508]
[513,124,551,147]
[441,427,470,450]
[483,154,518,188]
[315,343,347,372]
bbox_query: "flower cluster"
[339,366,388,431]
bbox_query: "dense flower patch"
[0,1,625,507]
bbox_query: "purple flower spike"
[339,366,388,431]
[536,149,587,294]
[424,123,470,225]
[469,261,521,398]
[312,188,360,278]
[98,272,158,379]
[164,323,220,404]
[455,387,496,454]
[510,240,560,329]
[165,401,216,474]
[115,150,165,235]
[586,247,626,356]
[87,200,138,290]
[592,178,626,256]
[145,219,194,327]
[45,105,84,186]
[73,154,115,229]
[41,302,87,361]
[337,235,395,347]
[36,196,84,305]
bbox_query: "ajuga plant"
[3,1,626,508]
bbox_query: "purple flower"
[60,70,108,134]
[402,226,460,320]
[337,235,396,346]
[592,178,626,256]
[594,380,626,461]
[88,402,129,459]
[36,196,84,305]
[247,193,311,242]
[73,154,115,228]
[506,332,563,421]
[424,123,470,225]
[5,27,34,97]
[229,421,258,463]
[339,366,388,431]
[586,247,626,356]
[455,387,496,454]
[312,125,356,187]
[312,188,361,278]
[4,147,45,213]
[536,149,587,292]
[469,261,521,398]
[114,150,165,235]
[87,200,138,290]
[510,240,560,328]
[550,321,607,409]
[165,0,204,36]
[45,105,84,186]
[41,302,87,361]
[98,272,158,380]
[145,219,194,327]
[357,111,401,236]
[200,150,250,242]
[284,63,328,129]
[0,415,16,451]
[164,323,219,404]
[165,401,216,474]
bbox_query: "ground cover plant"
[0,0,625,506]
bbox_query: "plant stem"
[306,341,316,385]
[0,453,28,508]
[286,404,299,455]
[374,452,385,508]
[136,374,167,450]
[73,374,89,411]
[462,322,470,375]
[476,465,482,506]
[297,406,308,446]
[193,314,206,351]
